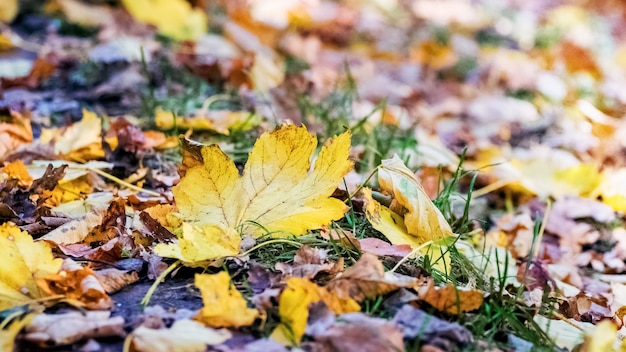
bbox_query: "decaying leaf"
[194,272,259,328]
[94,268,139,294]
[306,308,406,352]
[22,311,125,347]
[39,259,113,310]
[359,237,412,257]
[271,277,360,346]
[156,125,352,263]
[327,253,419,302]
[418,279,483,315]
[392,304,473,348]
[0,222,63,310]
[130,319,231,352]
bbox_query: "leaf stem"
[141,260,181,308]
[89,167,162,197]
[389,240,434,273]
[346,165,380,202]
[240,239,303,257]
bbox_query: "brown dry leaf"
[130,319,231,352]
[0,110,33,160]
[276,246,344,280]
[319,227,360,250]
[418,279,483,315]
[327,253,419,302]
[39,259,113,310]
[22,311,125,347]
[94,268,139,294]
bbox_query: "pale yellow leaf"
[0,223,63,310]
[47,0,113,27]
[194,272,259,328]
[154,223,241,264]
[121,0,206,41]
[0,314,33,352]
[131,319,231,352]
[0,0,18,23]
[378,155,454,242]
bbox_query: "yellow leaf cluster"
[121,0,206,41]
[194,272,259,328]
[156,125,352,263]
[270,277,360,346]
[0,223,63,311]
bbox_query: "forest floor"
[3,0,626,351]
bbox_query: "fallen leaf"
[38,110,104,160]
[1,160,33,187]
[154,223,241,265]
[275,245,343,279]
[392,305,473,348]
[94,268,139,294]
[306,309,406,352]
[157,125,352,263]
[22,311,125,347]
[121,0,207,41]
[0,0,17,23]
[379,155,455,242]
[194,272,259,328]
[418,279,483,315]
[130,319,231,352]
[534,315,594,350]
[359,237,412,257]
[271,277,360,346]
[0,222,63,310]
[0,313,33,352]
[39,259,113,310]
[327,253,419,302]
[0,110,32,160]
[155,108,260,135]
[47,0,114,27]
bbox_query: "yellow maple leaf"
[270,277,360,346]
[154,223,241,264]
[156,125,352,263]
[0,223,63,311]
[194,272,259,328]
[121,0,206,41]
